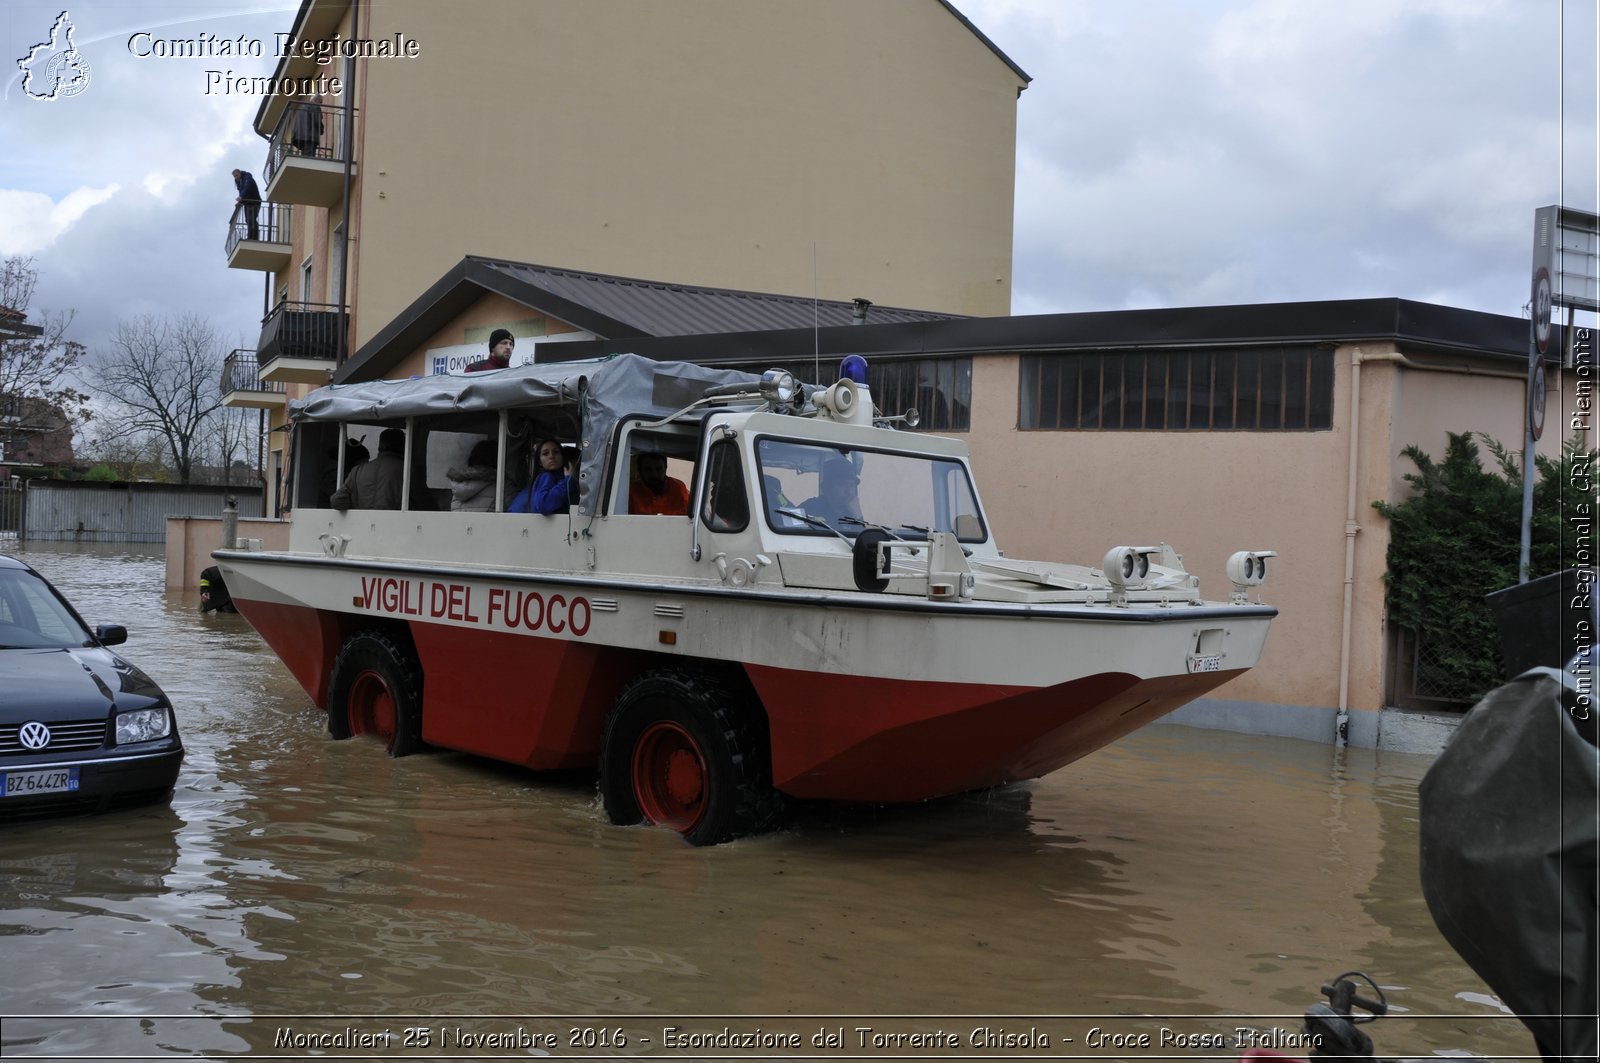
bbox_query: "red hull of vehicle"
[237,597,1243,804]
[749,665,1244,801]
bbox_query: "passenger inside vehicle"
[761,475,804,529]
[628,452,690,515]
[331,427,406,511]
[447,439,515,512]
[508,438,576,514]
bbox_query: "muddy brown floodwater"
[0,543,1538,1060]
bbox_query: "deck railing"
[264,102,355,185]
[221,349,286,395]
[224,202,292,255]
[257,301,346,365]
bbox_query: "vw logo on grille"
[19,721,51,750]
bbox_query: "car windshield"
[755,438,986,541]
[0,568,94,649]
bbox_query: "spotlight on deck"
[1226,550,1277,603]
[1102,546,1161,589]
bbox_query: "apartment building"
[222,0,1030,504]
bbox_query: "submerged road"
[0,543,1533,1060]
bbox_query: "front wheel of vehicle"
[327,631,424,757]
[599,668,780,846]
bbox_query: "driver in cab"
[799,458,863,530]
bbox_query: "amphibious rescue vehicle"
[215,355,1278,844]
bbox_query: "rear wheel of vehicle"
[327,631,423,757]
[599,668,780,846]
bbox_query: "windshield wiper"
[776,508,854,543]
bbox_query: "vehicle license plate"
[1,767,79,797]
[1188,655,1222,673]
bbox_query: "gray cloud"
[964,0,1597,321]
[3,0,1594,368]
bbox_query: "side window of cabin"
[615,425,696,515]
[700,440,749,532]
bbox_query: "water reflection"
[0,543,1537,1059]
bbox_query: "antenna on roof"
[812,243,820,385]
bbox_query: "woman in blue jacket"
[508,438,575,514]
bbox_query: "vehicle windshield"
[0,568,94,649]
[755,438,986,541]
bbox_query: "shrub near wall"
[1375,432,1595,705]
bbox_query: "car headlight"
[115,707,172,744]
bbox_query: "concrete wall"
[165,516,293,590]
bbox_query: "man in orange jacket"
[628,452,689,515]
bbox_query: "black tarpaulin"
[1420,667,1599,1063]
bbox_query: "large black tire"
[599,668,781,846]
[327,631,424,758]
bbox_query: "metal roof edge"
[536,297,1535,368]
[936,0,1031,86]
[251,0,354,137]
[336,257,651,383]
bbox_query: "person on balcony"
[291,100,324,156]
[232,168,261,240]
[465,329,515,372]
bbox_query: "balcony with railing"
[256,300,345,384]
[224,202,293,271]
[264,102,356,208]
[221,349,288,410]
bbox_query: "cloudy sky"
[1,0,1595,371]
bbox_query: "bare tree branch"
[91,313,226,484]
[0,255,90,431]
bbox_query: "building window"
[1019,347,1334,431]
[732,357,972,432]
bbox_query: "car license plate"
[1188,655,1222,673]
[1,767,79,797]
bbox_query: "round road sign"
[1530,358,1547,440]
[1533,267,1553,355]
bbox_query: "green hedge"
[1374,432,1594,704]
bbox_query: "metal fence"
[10,481,264,544]
[1387,626,1477,711]
[0,481,19,537]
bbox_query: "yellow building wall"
[348,0,1023,346]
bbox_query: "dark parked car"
[0,555,182,820]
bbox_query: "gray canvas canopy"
[290,353,763,513]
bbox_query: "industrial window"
[1019,347,1334,431]
[735,357,971,432]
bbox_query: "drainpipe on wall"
[1336,347,1528,745]
[336,0,359,367]
[1336,347,1363,746]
